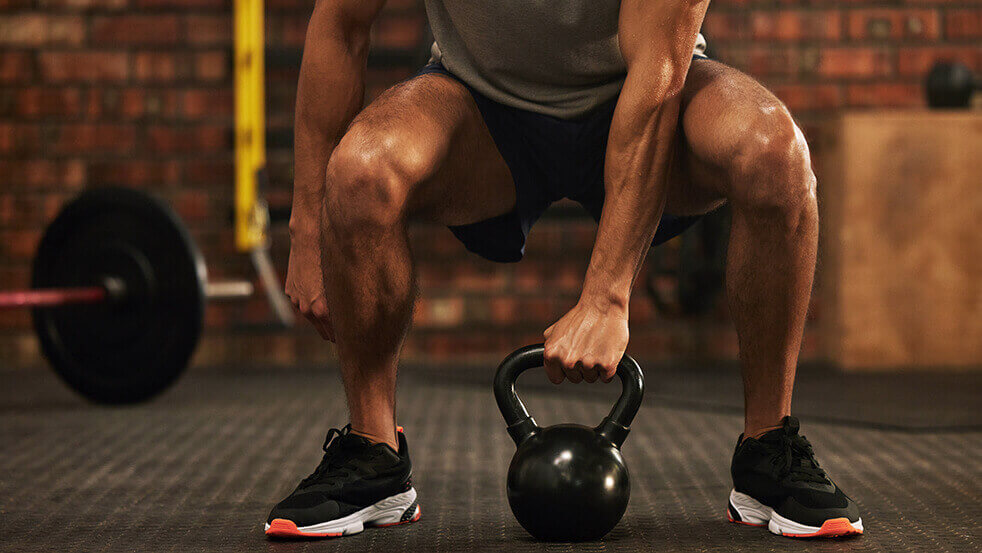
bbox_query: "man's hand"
[285,0,386,342]
[543,298,629,384]
[285,223,335,342]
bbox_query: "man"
[266,0,863,541]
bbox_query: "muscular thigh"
[338,73,515,225]
[664,59,790,216]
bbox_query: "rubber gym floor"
[2,361,979,553]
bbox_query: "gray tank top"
[423,0,706,119]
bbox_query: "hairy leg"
[666,60,819,438]
[321,74,514,449]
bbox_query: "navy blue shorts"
[416,60,708,263]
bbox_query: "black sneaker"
[264,424,420,538]
[727,416,863,538]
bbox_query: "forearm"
[583,0,709,308]
[582,70,684,307]
[290,3,377,234]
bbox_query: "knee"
[726,107,817,222]
[324,125,432,234]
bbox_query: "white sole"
[728,489,863,538]
[265,488,420,537]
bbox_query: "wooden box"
[814,111,982,370]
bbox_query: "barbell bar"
[0,280,254,310]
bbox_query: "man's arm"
[285,0,386,340]
[543,0,709,383]
[291,0,385,231]
[586,0,711,302]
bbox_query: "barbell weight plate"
[31,187,207,404]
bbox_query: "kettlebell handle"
[493,344,645,448]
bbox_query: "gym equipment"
[0,188,253,404]
[233,0,294,326]
[925,61,977,109]
[493,344,645,541]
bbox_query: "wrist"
[579,280,630,313]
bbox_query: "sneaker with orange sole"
[728,417,863,538]
[265,425,420,538]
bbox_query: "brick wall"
[1,0,979,368]
[704,2,981,114]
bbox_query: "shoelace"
[772,431,829,484]
[299,424,362,486]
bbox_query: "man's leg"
[665,60,818,439]
[321,74,514,449]
[668,61,861,539]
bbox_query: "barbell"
[1,187,255,404]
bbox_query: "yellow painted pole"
[234,0,267,252]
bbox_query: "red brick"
[38,52,129,82]
[751,10,842,41]
[905,0,981,4]
[38,0,127,7]
[146,125,229,153]
[11,88,82,118]
[771,84,843,112]
[0,160,86,188]
[489,297,518,325]
[946,11,982,39]
[0,229,41,260]
[52,124,136,154]
[181,89,233,118]
[413,297,464,327]
[846,83,923,107]
[0,266,31,290]
[629,296,655,325]
[41,192,75,219]
[173,188,212,222]
[898,47,982,76]
[136,0,223,7]
[0,15,85,46]
[184,159,232,184]
[86,88,178,119]
[847,9,940,40]
[274,16,308,47]
[372,14,425,49]
[719,45,808,77]
[0,123,40,155]
[817,48,893,78]
[702,11,751,41]
[91,15,181,46]
[0,193,53,227]
[194,51,227,81]
[87,160,180,187]
[0,52,33,83]
[134,52,188,82]
[265,0,306,9]
[185,14,231,45]
[0,0,34,8]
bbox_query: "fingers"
[295,296,336,342]
[309,298,335,342]
[580,361,599,383]
[543,344,566,384]
[543,354,566,384]
[600,364,617,383]
[562,362,583,384]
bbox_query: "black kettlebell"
[494,344,644,541]
[925,61,977,109]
